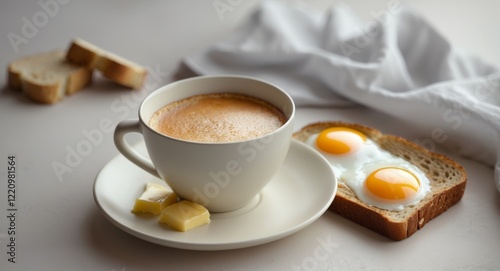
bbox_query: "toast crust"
[66,39,100,68]
[66,38,147,89]
[66,67,93,95]
[22,79,61,104]
[293,121,467,240]
[96,56,147,89]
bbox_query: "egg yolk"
[316,127,367,155]
[365,167,420,200]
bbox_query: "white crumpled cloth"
[184,0,500,192]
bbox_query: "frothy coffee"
[149,93,287,143]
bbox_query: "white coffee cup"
[114,75,295,212]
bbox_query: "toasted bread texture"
[8,50,92,104]
[293,121,467,241]
[66,38,147,89]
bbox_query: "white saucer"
[93,139,337,251]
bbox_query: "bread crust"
[67,67,93,95]
[66,40,99,68]
[293,121,467,240]
[66,38,147,89]
[7,66,23,91]
[96,56,147,89]
[22,79,61,104]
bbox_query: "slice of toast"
[293,121,467,241]
[66,38,147,89]
[8,50,92,104]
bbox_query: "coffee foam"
[149,93,287,143]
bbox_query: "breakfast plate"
[93,139,337,250]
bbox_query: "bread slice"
[293,121,467,241]
[66,38,147,89]
[8,50,92,104]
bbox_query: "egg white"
[306,133,431,211]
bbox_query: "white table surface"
[1,1,500,270]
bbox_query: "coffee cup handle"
[113,120,161,178]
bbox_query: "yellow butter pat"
[132,182,177,215]
[159,201,211,232]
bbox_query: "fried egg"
[306,127,431,211]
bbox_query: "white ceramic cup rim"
[138,74,295,145]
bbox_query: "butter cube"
[159,201,211,232]
[132,182,178,215]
